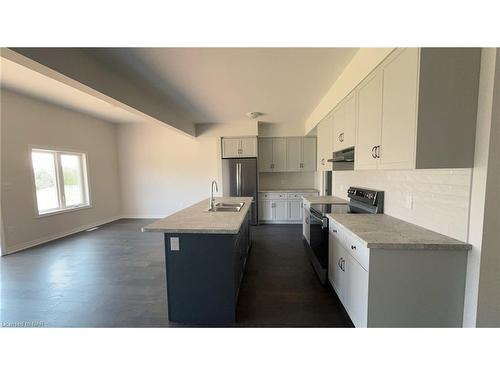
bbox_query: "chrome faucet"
[210,180,219,210]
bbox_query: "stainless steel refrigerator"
[221,158,258,225]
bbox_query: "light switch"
[170,237,180,251]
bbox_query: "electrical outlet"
[405,194,413,209]
[170,237,180,251]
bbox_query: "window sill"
[36,204,92,218]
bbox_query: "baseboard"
[4,215,122,255]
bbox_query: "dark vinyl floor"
[0,220,352,328]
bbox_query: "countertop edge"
[141,197,253,234]
[326,213,472,251]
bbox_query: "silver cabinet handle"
[321,158,325,165]
[371,146,377,159]
[376,145,381,159]
[351,245,356,250]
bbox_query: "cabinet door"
[287,200,302,221]
[379,48,419,170]
[285,137,302,172]
[355,72,383,170]
[343,93,356,149]
[345,255,369,328]
[301,137,316,171]
[332,105,345,152]
[222,138,241,158]
[240,137,258,157]
[272,138,287,172]
[274,200,287,221]
[317,115,333,171]
[258,199,273,221]
[329,233,347,304]
[303,207,310,242]
[258,138,273,172]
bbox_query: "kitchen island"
[142,197,254,325]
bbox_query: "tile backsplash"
[259,172,316,190]
[333,169,472,241]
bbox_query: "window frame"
[30,147,92,218]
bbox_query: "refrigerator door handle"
[235,163,241,197]
[238,163,242,196]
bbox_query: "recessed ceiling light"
[246,111,262,119]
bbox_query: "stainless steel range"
[306,187,384,284]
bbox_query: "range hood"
[327,147,354,171]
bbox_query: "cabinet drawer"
[329,220,369,271]
[341,232,369,271]
[287,192,302,199]
[260,192,272,200]
[260,192,287,200]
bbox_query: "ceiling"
[0,57,144,124]
[1,48,359,133]
[88,48,358,128]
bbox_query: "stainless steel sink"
[206,202,245,212]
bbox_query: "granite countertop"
[259,188,319,193]
[142,197,253,234]
[326,213,472,251]
[304,195,349,205]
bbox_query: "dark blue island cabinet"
[163,210,251,325]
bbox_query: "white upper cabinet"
[239,137,258,157]
[316,114,333,171]
[258,137,287,172]
[272,138,287,172]
[260,137,316,173]
[301,137,317,171]
[286,137,316,172]
[333,92,356,152]
[379,48,419,170]
[222,137,257,158]
[353,48,480,170]
[258,138,273,172]
[355,71,383,170]
[286,137,302,172]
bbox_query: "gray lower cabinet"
[164,210,251,325]
[259,191,318,223]
[328,219,468,327]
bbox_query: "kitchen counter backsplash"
[259,171,315,190]
[333,168,472,242]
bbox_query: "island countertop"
[142,197,254,234]
[326,213,472,251]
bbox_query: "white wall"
[117,121,221,218]
[196,120,258,137]
[333,169,472,242]
[462,49,498,327]
[258,121,310,137]
[305,48,394,134]
[1,89,122,254]
[475,49,500,327]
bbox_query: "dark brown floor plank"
[0,220,352,328]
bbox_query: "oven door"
[309,210,329,269]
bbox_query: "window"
[31,149,90,216]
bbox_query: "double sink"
[206,202,245,212]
